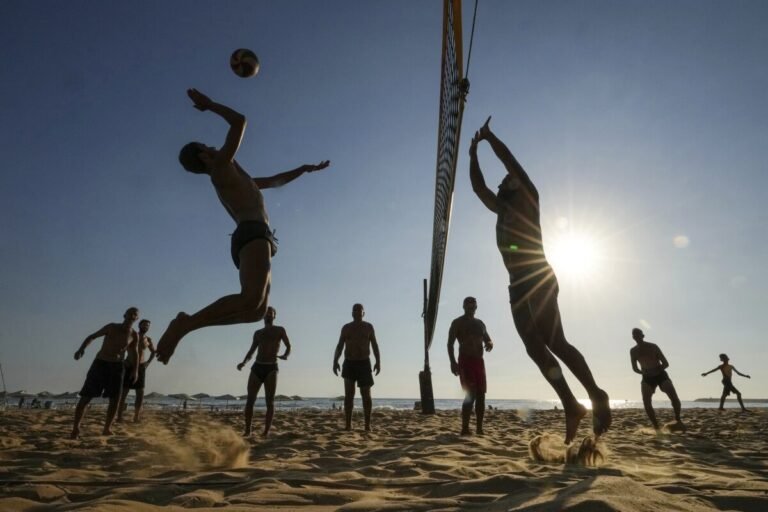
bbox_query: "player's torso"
[495,189,545,268]
[633,343,662,372]
[455,317,486,358]
[255,326,283,362]
[212,162,269,225]
[343,322,372,360]
[97,325,135,362]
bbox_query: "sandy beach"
[0,407,766,511]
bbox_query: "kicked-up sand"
[0,406,766,511]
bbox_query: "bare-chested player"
[630,328,684,431]
[469,117,610,443]
[155,88,330,364]
[71,307,139,438]
[447,297,493,435]
[333,304,381,431]
[117,319,155,423]
[236,306,291,436]
[701,354,751,412]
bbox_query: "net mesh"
[425,0,465,352]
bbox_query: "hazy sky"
[1,1,766,402]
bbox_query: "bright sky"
[1,1,766,402]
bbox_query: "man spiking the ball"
[156,89,330,363]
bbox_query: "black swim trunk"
[721,377,740,396]
[123,363,147,390]
[342,359,374,388]
[250,361,278,382]
[79,359,125,399]
[231,220,278,269]
[642,370,671,392]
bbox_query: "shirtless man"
[237,306,291,436]
[71,307,139,438]
[447,297,493,435]
[117,319,155,423]
[333,304,381,431]
[630,328,684,430]
[701,354,751,412]
[469,117,610,443]
[155,88,330,363]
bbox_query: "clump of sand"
[529,432,607,466]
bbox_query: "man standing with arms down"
[156,88,330,364]
[117,319,155,423]
[333,304,381,431]
[469,117,611,443]
[71,307,139,439]
[237,306,292,437]
[630,328,685,431]
[447,297,493,436]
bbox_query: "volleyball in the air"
[230,48,260,78]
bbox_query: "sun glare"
[547,227,603,281]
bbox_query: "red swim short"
[458,354,487,394]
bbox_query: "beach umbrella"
[144,392,167,401]
[290,395,303,401]
[37,391,55,398]
[169,393,196,401]
[192,393,210,399]
[275,394,292,401]
[214,394,238,407]
[10,390,36,398]
[55,391,79,399]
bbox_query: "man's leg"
[360,386,372,432]
[134,388,145,422]
[534,292,611,438]
[719,386,728,410]
[117,386,130,422]
[641,383,659,430]
[513,304,585,443]
[244,371,263,436]
[156,240,271,363]
[461,392,475,436]
[263,370,278,436]
[103,396,120,435]
[71,396,92,439]
[659,380,684,424]
[344,379,355,431]
[475,392,486,435]
[730,384,748,411]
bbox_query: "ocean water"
[18,396,764,411]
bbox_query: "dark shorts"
[342,359,374,388]
[80,359,125,399]
[721,377,740,396]
[231,220,277,269]
[123,363,147,390]
[251,361,278,382]
[458,354,487,394]
[642,370,671,392]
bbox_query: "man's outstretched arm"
[187,88,246,166]
[733,367,751,378]
[253,160,330,189]
[477,116,537,193]
[469,133,498,213]
[701,365,720,377]
[75,325,110,360]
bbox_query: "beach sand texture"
[1,407,766,511]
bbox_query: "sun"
[546,220,603,281]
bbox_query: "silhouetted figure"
[237,306,292,437]
[333,304,381,431]
[629,328,684,431]
[156,88,330,363]
[702,354,751,412]
[468,117,610,443]
[117,319,155,423]
[447,297,494,435]
[72,307,139,438]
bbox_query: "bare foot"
[70,428,80,440]
[590,389,611,439]
[460,428,471,436]
[102,429,114,436]
[243,429,252,437]
[564,402,588,444]
[476,429,485,436]
[156,313,189,364]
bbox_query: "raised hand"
[187,88,214,111]
[478,115,492,139]
[308,160,330,173]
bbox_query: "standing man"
[117,319,155,423]
[333,304,381,431]
[629,328,685,431]
[156,88,330,363]
[469,117,610,443]
[447,297,493,435]
[702,354,751,412]
[237,306,291,437]
[71,307,139,438]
